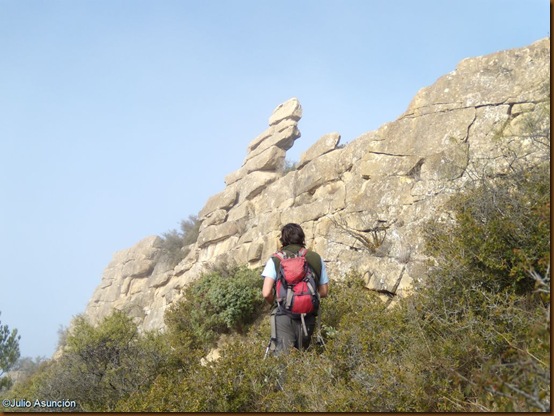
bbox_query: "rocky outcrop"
[83,38,550,331]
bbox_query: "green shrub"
[165,265,265,353]
[159,215,201,267]
[5,311,174,412]
[0,312,20,392]
[425,163,549,295]
[417,161,550,411]
[282,159,297,174]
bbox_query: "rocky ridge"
[83,38,550,332]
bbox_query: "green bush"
[159,215,202,267]
[416,159,550,411]
[5,311,174,412]
[165,265,265,353]
[425,164,549,295]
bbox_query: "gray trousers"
[271,312,316,354]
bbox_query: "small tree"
[160,215,202,267]
[0,312,20,391]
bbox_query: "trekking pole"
[315,313,325,347]
[263,337,273,360]
[264,313,277,359]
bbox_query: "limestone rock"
[247,119,298,153]
[197,220,244,248]
[79,39,550,339]
[225,145,286,186]
[298,132,341,169]
[238,171,281,203]
[295,150,345,196]
[198,186,238,219]
[247,241,264,263]
[268,97,302,126]
[83,236,163,325]
[373,107,476,157]
[201,209,227,228]
[404,38,550,116]
[245,124,301,164]
[225,110,301,187]
[257,167,297,213]
[358,153,421,179]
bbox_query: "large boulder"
[268,97,303,126]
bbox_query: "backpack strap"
[272,247,307,264]
[273,251,286,261]
[271,251,285,282]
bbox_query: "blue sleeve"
[319,259,329,285]
[261,258,277,280]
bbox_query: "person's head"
[279,223,306,247]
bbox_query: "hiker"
[262,223,329,355]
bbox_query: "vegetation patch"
[159,215,201,267]
[165,265,266,353]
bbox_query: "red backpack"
[273,248,320,317]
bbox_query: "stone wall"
[83,38,550,331]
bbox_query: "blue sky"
[0,0,548,359]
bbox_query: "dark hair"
[279,223,306,247]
